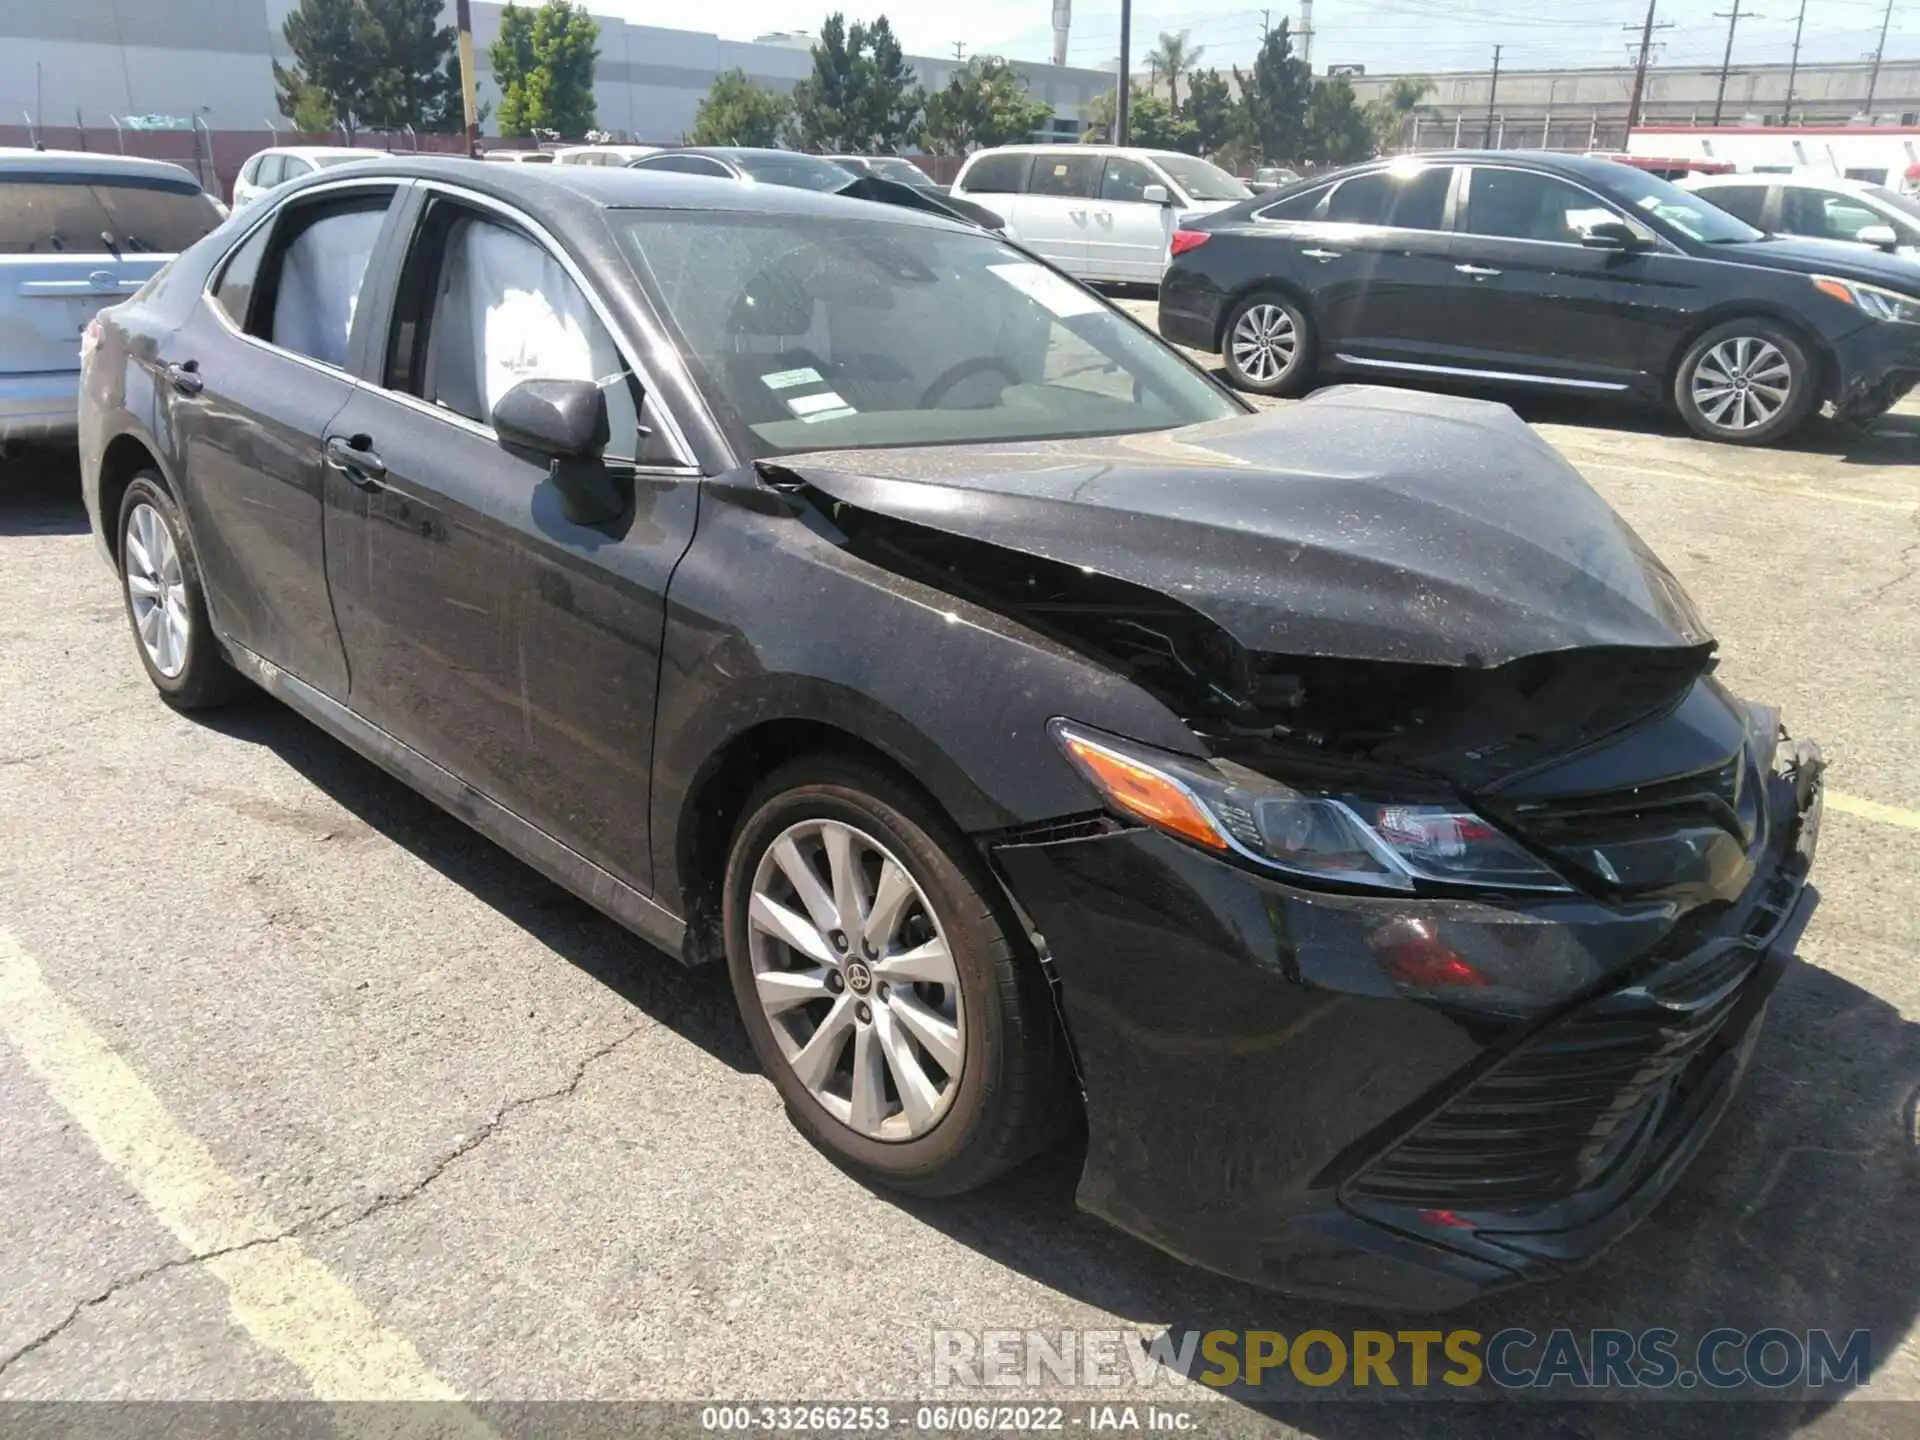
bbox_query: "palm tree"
[1146,30,1204,112]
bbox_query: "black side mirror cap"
[492,377,610,461]
[1581,220,1646,251]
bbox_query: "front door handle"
[324,434,387,489]
[1093,209,1112,224]
[1301,248,1341,261]
[166,360,203,396]
[1067,208,1087,222]
[1455,263,1502,277]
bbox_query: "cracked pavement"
[2,354,1919,1431]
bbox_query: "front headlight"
[1051,722,1573,894]
[1813,274,1920,323]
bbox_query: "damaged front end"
[765,391,1823,1306]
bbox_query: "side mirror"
[492,377,609,460]
[1582,220,1646,251]
[1141,183,1172,206]
[1856,223,1901,252]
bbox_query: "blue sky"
[605,0,1916,75]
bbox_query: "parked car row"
[1160,151,1920,444]
[76,154,1821,1310]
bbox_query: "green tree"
[853,16,924,151]
[1232,20,1312,166]
[789,13,924,152]
[1146,30,1204,112]
[490,0,599,137]
[359,0,462,132]
[920,56,1052,155]
[1364,75,1433,151]
[1304,76,1375,166]
[690,68,794,146]
[789,13,861,149]
[1182,67,1234,158]
[275,0,375,136]
[1080,87,1198,152]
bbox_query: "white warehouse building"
[0,0,1109,142]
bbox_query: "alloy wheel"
[746,818,964,1142]
[1691,337,1792,433]
[124,502,190,679]
[1230,303,1298,386]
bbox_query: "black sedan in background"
[79,158,1820,1308]
[1161,150,1920,443]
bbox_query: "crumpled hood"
[779,385,1713,669]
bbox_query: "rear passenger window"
[1029,153,1099,199]
[1323,167,1452,229]
[960,152,1030,194]
[1258,183,1332,221]
[1099,156,1160,203]
[250,193,392,368]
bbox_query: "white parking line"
[0,927,489,1416]
[1828,790,1920,832]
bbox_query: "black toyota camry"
[1160,150,1920,444]
[78,158,1822,1308]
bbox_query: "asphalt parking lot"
[2,315,1917,1435]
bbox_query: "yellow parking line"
[1827,790,1920,832]
[0,928,487,1415]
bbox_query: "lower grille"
[1347,941,1766,1210]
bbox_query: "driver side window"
[384,203,646,462]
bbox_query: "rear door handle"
[1301,248,1341,261]
[1455,263,1502,277]
[166,360,203,396]
[324,434,387,489]
[1067,208,1087,221]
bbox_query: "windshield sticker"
[787,390,857,422]
[761,367,824,390]
[987,262,1104,319]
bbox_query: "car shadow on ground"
[0,446,90,537]
[196,699,761,1078]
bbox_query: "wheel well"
[1212,277,1317,352]
[674,719,949,963]
[1665,309,1838,408]
[97,435,162,561]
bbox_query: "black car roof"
[274,154,961,232]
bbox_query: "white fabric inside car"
[269,205,385,368]
[426,218,613,425]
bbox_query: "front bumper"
[0,370,81,444]
[1830,319,1920,420]
[990,754,1821,1310]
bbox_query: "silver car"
[2,149,224,444]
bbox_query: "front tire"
[1674,320,1818,445]
[1220,290,1314,396]
[116,474,248,710]
[722,755,1070,1197]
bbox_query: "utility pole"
[951,41,967,61]
[1259,9,1270,39]
[1116,0,1132,146]
[1623,0,1673,138]
[1782,0,1808,124]
[1300,0,1315,69]
[1711,2,1759,128]
[454,0,480,156]
[1483,44,1502,148]
[1865,0,1896,116]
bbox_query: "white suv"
[232,147,378,208]
[951,145,1252,283]
[1682,171,1920,260]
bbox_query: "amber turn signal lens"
[1060,734,1228,851]
[1812,277,1856,306]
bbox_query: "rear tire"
[116,474,249,710]
[1220,290,1314,397]
[722,755,1071,1197]
[1673,319,1818,445]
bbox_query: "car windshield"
[733,153,855,191]
[615,209,1237,456]
[1605,165,1765,243]
[0,177,224,255]
[1865,185,1920,224]
[1152,154,1252,202]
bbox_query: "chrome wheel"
[124,501,189,679]
[1691,337,1792,432]
[746,819,964,1142]
[1229,302,1298,386]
